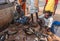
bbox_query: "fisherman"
[14,5,30,25]
[38,11,60,34]
[39,0,58,32]
[38,11,53,33]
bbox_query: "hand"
[47,28,51,32]
[52,12,55,16]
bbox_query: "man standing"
[29,0,39,23]
[43,0,58,15]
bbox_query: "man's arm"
[48,17,53,28]
[53,0,58,15]
[43,0,48,13]
[38,14,45,18]
[45,17,53,32]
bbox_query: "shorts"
[29,7,38,14]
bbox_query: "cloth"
[45,0,58,12]
[29,0,38,14]
[50,21,60,34]
[45,0,55,12]
[15,16,28,24]
[39,14,53,28]
[46,0,58,5]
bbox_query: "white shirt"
[39,14,53,28]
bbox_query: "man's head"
[44,11,52,19]
[16,5,22,13]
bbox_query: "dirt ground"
[0,3,60,41]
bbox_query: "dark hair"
[16,5,22,10]
[44,11,53,16]
[22,0,26,2]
